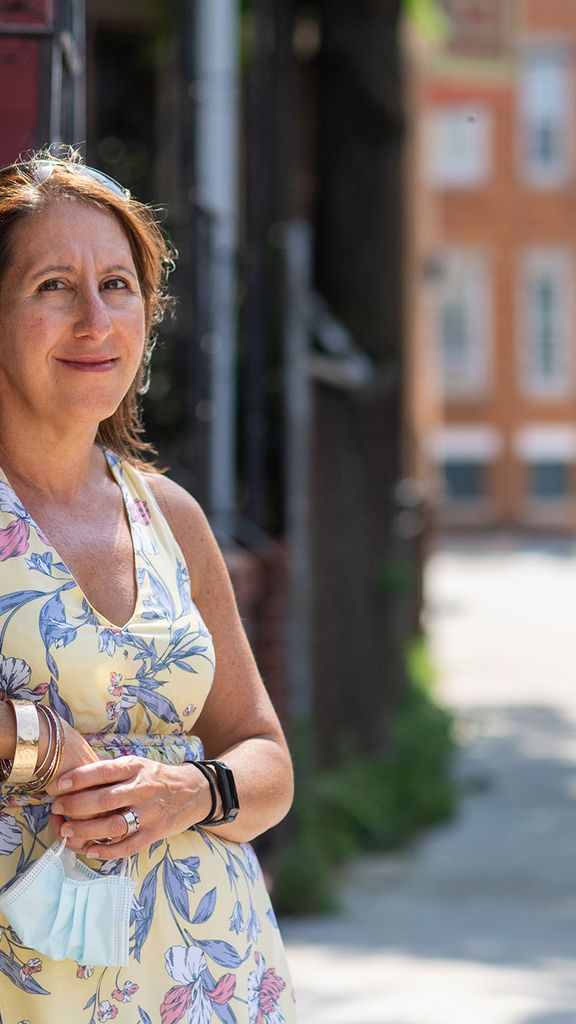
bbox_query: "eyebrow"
[31,264,74,280]
[30,263,138,282]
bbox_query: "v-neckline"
[0,447,141,631]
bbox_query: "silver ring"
[120,808,140,837]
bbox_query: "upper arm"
[147,474,288,758]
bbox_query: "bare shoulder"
[145,473,222,600]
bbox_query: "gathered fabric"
[0,449,296,1023]
[0,732,205,807]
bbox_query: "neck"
[0,420,103,504]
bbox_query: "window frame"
[518,44,573,188]
[442,459,487,503]
[427,426,501,514]
[432,248,493,401]
[425,103,493,189]
[518,248,574,399]
[526,460,571,503]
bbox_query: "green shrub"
[271,829,338,916]
[272,635,457,915]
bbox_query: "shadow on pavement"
[523,1015,576,1024]
[282,702,576,978]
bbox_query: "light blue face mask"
[0,839,134,966]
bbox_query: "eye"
[102,277,129,291]
[38,279,66,292]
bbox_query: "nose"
[73,287,112,342]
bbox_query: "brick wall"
[408,0,576,531]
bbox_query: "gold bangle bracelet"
[25,704,56,792]
[33,706,64,791]
[2,700,40,785]
[33,704,55,776]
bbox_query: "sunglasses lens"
[69,165,130,199]
[33,162,54,184]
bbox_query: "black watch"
[197,760,239,826]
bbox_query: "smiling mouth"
[57,357,119,371]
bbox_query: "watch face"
[220,763,239,809]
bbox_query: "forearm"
[49,735,294,858]
[200,735,294,844]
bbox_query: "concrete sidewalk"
[281,536,576,1024]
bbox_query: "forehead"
[8,199,135,270]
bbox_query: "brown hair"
[0,147,176,467]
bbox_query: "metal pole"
[72,0,86,146]
[284,219,314,723]
[194,0,239,534]
[50,29,63,144]
[243,0,273,528]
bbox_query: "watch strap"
[194,759,239,826]
[192,761,218,826]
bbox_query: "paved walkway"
[282,535,576,1023]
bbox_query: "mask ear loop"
[55,837,130,878]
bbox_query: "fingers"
[57,810,154,860]
[50,759,201,859]
[56,756,138,794]
[50,810,66,836]
[52,758,142,819]
[52,782,136,820]
[58,810,132,851]
[84,826,153,860]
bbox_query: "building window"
[428,426,500,509]
[426,106,492,187]
[434,251,491,399]
[520,49,572,186]
[519,251,572,397]
[527,461,570,501]
[443,460,486,501]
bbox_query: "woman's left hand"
[49,756,213,859]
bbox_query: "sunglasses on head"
[0,159,130,200]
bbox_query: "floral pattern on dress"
[0,449,295,1023]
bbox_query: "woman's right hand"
[50,718,102,788]
[45,719,102,834]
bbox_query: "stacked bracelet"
[25,705,64,792]
[30,704,56,782]
[192,760,239,827]
[0,700,64,792]
[192,761,218,825]
[0,700,40,785]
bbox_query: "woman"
[0,152,296,1023]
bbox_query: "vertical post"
[50,0,86,148]
[284,219,313,725]
[243,0,273,527]
[194,0,239,533]
[50,30,63,143]
[72,0,86,146]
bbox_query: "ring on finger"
[120,808,140,837]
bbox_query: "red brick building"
[406,0,576,531]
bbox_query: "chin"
[60,392,130,427]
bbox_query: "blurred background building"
[408,0,576,532]
[0,0,420,791]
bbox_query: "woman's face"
[0,199,146,435]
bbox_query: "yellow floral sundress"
[0,449,296,1024]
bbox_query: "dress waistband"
[0,732,204,808]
